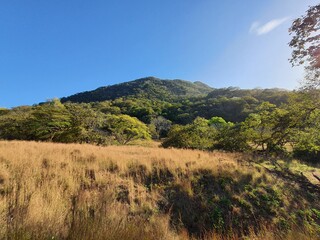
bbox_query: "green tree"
[149,116,172,139]
[292,109,320,162]
[94,101,121,115]
[241,93,320,154]
[162,117,215,150]
[27,99,72,142]
[0,106,33,140]
[208,116,231,129]
[214,123,249,152]
[64,102,110,144]
[287,94,320,162]
[101,114,151,144]
[241,102,278,151]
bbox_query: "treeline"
[163,92,320,162]
[0,99,150,145]
[60,77,291,124]
[0,90,319,162]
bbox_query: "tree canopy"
[289,4,320,89]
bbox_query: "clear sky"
[0,0,319,108]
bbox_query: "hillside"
[61,77,214,103]
[0,141,319,239]
[58,77,291,124]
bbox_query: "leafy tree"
[241,102,278,151]
[287,94,320,162]
[207,116,249,151]
[101,114,151,144]
[162,116,248,151]
[208,116,231,129]
[94,101,121,115]
[161,125,187,149]
[240,92,320,155]
[289,4,320,89]
[0,106,33,140]
[64,103,110,144]
[149,116,172,139]
[292,109,320,162]
[162,117,215,150]
[214,123,249,152]
[27,99,73,142]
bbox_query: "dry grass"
[0,141,319,239]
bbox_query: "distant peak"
[193,81,212,88]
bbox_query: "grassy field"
[0,141,319,239]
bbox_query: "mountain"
[61,77,213,103]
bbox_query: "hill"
[59,77,291,124]
[61,77,213,103]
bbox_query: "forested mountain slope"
[60,77,290,123]
[61,77,213,103]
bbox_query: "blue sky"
[0,0,318,108]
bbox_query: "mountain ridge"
[61,77,214,103]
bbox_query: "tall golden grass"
[0,140,319,239]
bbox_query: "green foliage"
[0,106,33,140]
[0,101,151,145]
[162,117,215,150]
[162,116,248,151]
[149,116,172,139]
[207,87,289,106]
[26,99,73,142]
[94,101,121,115]
[102,114,151,144]
[214,124,250,151]
[61,77,213,103]
[1,78,319,159]
[241,102,296,152]
[241,102,278,151]
[61,77,291,124]
[292,110,320,162]
[208,116,231,129]
[64,102,110,144]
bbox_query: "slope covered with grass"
[0,141,319,239]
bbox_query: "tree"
[208,116,231,129]
[149,116,172,139]
[207,116,249,151]
[289,4,320,89]
[162,117,215,150]
[214,123,249,152]
[64,102,109,144]
[241,102,278,151]
[0,106,33,140]
[292,109,320,162]
[101,114,151,144]
[287,94,320,162]
[27,99,73,142]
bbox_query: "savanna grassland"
[0,141,319,240]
